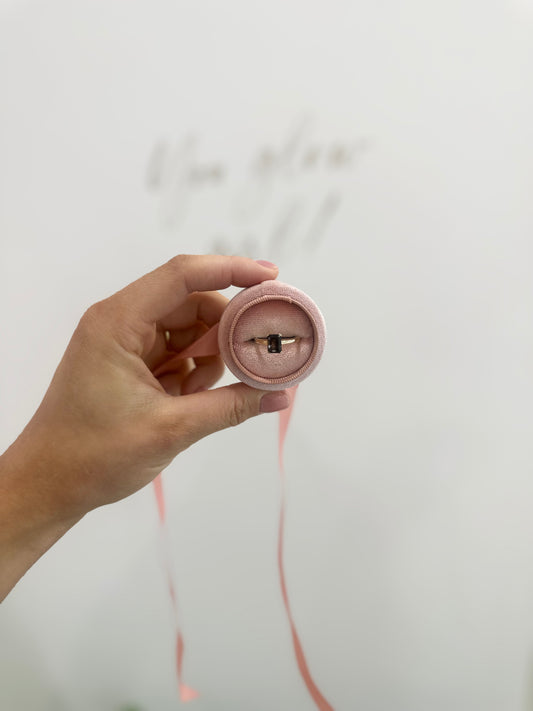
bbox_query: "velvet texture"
[218,280,326,390]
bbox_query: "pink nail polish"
[259,391,290,413]
[255,260,277,269]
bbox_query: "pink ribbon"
[152,473,199,702]
[278,386,334,711]
[152,324,333,709]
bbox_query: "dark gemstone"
[267,333,283,353]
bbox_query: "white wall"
[1,1,532,709]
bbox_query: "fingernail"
[255,260,278,269]
[259,391,290,413]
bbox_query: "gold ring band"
[250,333,300,354]
[252,337,298,346]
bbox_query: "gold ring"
[250,333,300,353]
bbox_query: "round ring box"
[218,280,326,391]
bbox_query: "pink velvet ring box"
[218,280,326,391]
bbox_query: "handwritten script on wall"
[146,115,373,261]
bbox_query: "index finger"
[113,255,278,324]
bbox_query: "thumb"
[161,383,291,447]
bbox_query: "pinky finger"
[180,355,226,396]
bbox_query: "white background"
[1,1,532,709]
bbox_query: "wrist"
[0,425,83,601]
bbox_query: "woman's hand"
[0,254,289,600]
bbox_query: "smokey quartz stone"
[267,333,283,353]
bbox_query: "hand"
[0,254,289,599]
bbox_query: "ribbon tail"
[278,386,334,711]
[278,385,298,474]
[153,474,199,703]
[177,632,200,702]
[153,472,166,522]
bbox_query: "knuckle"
[80,298,140,353]
[227,392,251,428]
[167,254,192,290]
[78,298,119,340]
[85,298,113,321]
[78,301,107,335]
[167,254,189,273]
